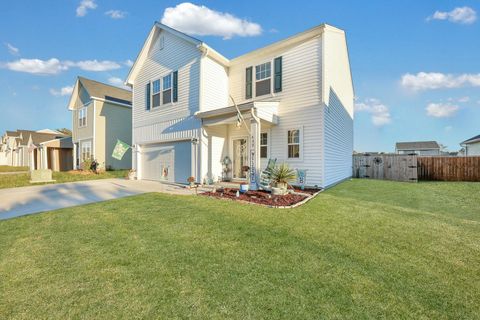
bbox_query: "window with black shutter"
[274,56,282,93]
[255,62,271,97]
[146,83,151,110]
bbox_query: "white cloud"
[5,43,19,56]
[426,103,459,118]
[71,60,121,71]
[3,58,68,75]
[50,86,74,96]
[105,10,127,19]
[124,59,134,67]
[444,125,453,132]
[457,96,470,103]
[161,2,262,39]
[427,7,477,24]
[355,98,392,126]
[2,58,121,75]
[76,0,97,17]
[401,72,480,91]
[107,76,129,89]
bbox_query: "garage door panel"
[141,142,191,183]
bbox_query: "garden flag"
[112,139,130,160]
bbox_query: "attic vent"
[159,35,165,50]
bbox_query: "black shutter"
[245,67,252,99]
[172,71,178,102]
[146,82,151,110]
[274,56,282,93]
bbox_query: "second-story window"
[78,107,87,127]
[255,62,271,97]
[152,79,161,108]
[162,74,172,104]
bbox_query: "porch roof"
[195,101,279,126]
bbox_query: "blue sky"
[0,0,479,152]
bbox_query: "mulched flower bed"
[290,186,321,195]
[201,188,308,207]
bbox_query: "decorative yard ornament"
[112,139,131,160]
[297,169,307,190]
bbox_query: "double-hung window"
[152,79,161,108]
[287,129,300,159]
[255,62,271,97]
[81,141,92,161]
[78,107,87,127]
[260,132,268,158]
[162,74,172,104]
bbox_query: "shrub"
[271,163,296,185]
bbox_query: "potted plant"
[271,163,296,195]
[187,176,196,188]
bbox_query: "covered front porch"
[195,101,279,188]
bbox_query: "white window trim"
[286,127,303,161]
[260,131,269,159]
[81,140,92,161]
[78,107,87,128]
[149,72,175,111]
[162,74,173,105]
[151,79,161,109]
[245,57,281,101]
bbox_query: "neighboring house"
[460,134,480,156]
[37,136,74,171]
[0,129,69,169]
[395,141,441,156]
[67,77,132,170]
[126,22,354,188]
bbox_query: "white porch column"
[249,116,261,190]
[42,146,48,169]
[72,143,77,170]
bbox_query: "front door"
[232,138,248,179]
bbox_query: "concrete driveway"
[0,179,195,220]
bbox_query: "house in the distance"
[126,22,354,188]
[460,134,480,156]
[395,141,441,156]
[0,129,70,170]
[67,77,132,170]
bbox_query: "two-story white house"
[126,22,354,188]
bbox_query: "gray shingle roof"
[395,141,440,150]
[461,134,480,144]
[78,77,131,105]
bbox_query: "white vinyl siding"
[322,28,354,187]
[132,29,202,145]
[200,56,229,112]
[228,37,324,186]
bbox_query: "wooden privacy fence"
[353,154,480,182]
[353,154,418,182]
[417,156,480,182]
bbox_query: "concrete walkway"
[0,179,195,220]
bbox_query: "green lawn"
[0,170,128,189]
[0,165,28,172]
[0,179,479,319]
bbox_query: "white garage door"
[141,141,191,183]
